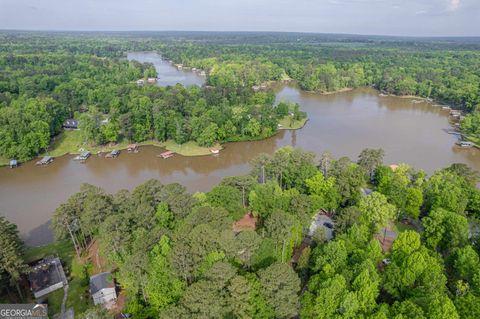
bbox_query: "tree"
[0,217,28,299]
[358,192,396,233]
[207,185,245,218]
[258,263,300,319]
[424,170,469,214]
[306,172,340,212]
[249,182,285,218]
[145,236,185,310]
[264,211,302,262]
[422,208,469,253]
[384,231,448,300]
[228,276,253,319]
[357,148,385,180]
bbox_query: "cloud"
[449,0,460,11]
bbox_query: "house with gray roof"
[90,272,117,308]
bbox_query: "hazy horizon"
[1,0,479,37]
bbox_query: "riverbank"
[278,116,309,130]
[43,130,221,158]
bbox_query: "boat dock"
[158,151,174,159]
[36,156,54,166]
[105,150,120,158]
[127,144,139,153]
[456,141,475,148]
[74,151,91,161]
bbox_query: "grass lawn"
[24,240,93,318]
[43,130,219,158]
[163,140,221,156]
[278,116,308,130]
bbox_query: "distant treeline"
[0,32,479,160]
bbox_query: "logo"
[0,304,48,319]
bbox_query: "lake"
[1,52,479,246]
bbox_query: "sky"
[0,0,479,36]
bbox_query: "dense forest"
[2,147,480,318]
[0,31,479,161]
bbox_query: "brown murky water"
[1,52,479,246]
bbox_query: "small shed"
[9,159,18,168]
[63,119,78,129]
[136,79,145,86]
[90,272,117,308]
[28,256,67,299]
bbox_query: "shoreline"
[0,83,466,167]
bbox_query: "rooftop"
[28,257,65,295]
[90,272,115,295]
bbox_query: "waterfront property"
[28,256,68,299]
[9,159,18,168]
[158,151,174,159]
[36,156,54,166]
[74,151,91,161]
[147,77,157,84]
[90,272,117,308]
[105,149,120,158]
[457,141,474,148]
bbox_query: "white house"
[90,272,117,308]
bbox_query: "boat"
[158,151,174,159]
[105,149,120,158]
[210,148,220,155]
[74,151,91,161]
[456,141,474,148]
[36,156,54,166]
[441,106,451,110]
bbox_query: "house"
[308,213,334,241]
[136,79,145,86]
[28,257,67,299]
[90,272,117,308]
[147,77,157,84]
[36,156,54,166]
[9,159,18,168]
[63,119,78,130]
